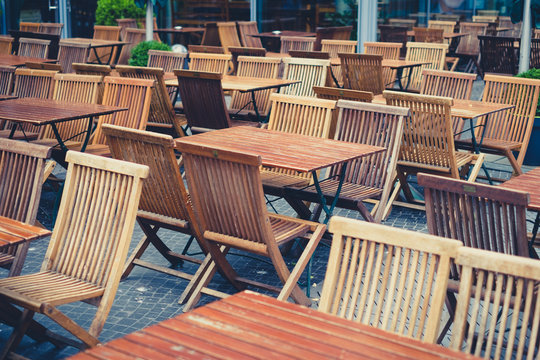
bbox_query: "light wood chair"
[39,23,63,35]
[58,41,91,73]
[455,74,540,177]
[177,143,326,309]
[449,247,540,360]
[320,217,461,343]
[413,27,444,43]
[364,42,401,88]
[117,28,146,65]
[280,36,316,54]
[313,86,373,102]
[388,18,417,30]
[0,66,15,95]
[236,21,263,48]
[19,22,41,32]
[216,21,241,52]
[187,45,225,54]
[90,25,122,64]
[403,42,448,92]
[428,20,456,35]
[340,53,384,95]
[420,69,477,135]
[320,39,357,57]
[283,100,408,223]
[17,38,51,58]
[116,65,185,137]
[188,52,231,75]
[455,22,488,73]
[0,36,13,55]
[72,63,112,103]
[115,18,138,41]
[147,50,186,72]
[478,35,519,75]
[280,57,330,97]
[229,56,280,117]
[0,151,148,354]
[0,139,51,277]
[228,46,267,75]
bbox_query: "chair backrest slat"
[0,65,15,95]
[340,53,384,95]
[91,25,122,64]
[147,50,186,73]
[39,23,64,35]
[19,22,41,32]
[456,22,488,55]
[280,57,330,97]
[320,39,356,58]
[364,42,401,87]
[217,21,242,52]
[58,41,91,73]
[228,46,267,75]
[0,36,14,55]
[280,36,316,54]
[17,38,51,58]
[188,52,231,75]
[404,42,448,92]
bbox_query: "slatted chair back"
[280,36,316,54]
[57,41,91,73]
[216,21,241,52]
[91,25,122,64]
[19,22,41,32]
[188,52,232,75]
[39,23,64,35]
[478,35,519,75]
[230,56,280,116]
[72,63,112,103]
[91,76,154,145]
[320,39,356,58]
[475,74,540,170]
[456,22,488,55]
[449,248,540,360]
[413,27,444,43]
[499,16,522,37]
[228,46,267,75]
[0,66,15,95]
[147,50,186,72]
[428,20,456,34]
[313,86,373,102]
[321,217,461,343]
[531,38,540,69]
[0,139,51,276]
[364,42,401,88]
[404,42,448,92]
[188,45,226,54]
[388,18,416,30]
[472,15,498,24]
[117,28,146,65]
[17,38,50,58]
[280,57,330,97]
[237,21,263,48]
[39,73,101,143]
[378,25,408,57]
[116,18,138,41]
[420,69,477,134]
[174,69,231,133]
[313,26,353,51]
[0,36,13,55]
[339,53,384,95]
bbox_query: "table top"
[62,38,127,48]
[175,126,384,173]
[501,167,540,212]
[70,291,478,360]
[252,30,316,38]
[154,27,205,33]
[0,216,51,249]
[381,59,431,69]
[0,98,127,125]
[406,30,469,39]
[164,74,299,92]
[0,54,57,67]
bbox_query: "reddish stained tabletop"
[0,54,57,67]
[501,167,540,212]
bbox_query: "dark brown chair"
[313,26,353,51]
[378,25,408,57]
[57,41,91,73]
[228,46,267,75]
[531,38,540,68]
[187,44,225,54]
[288,50,330,59]
[237,21,263,48]
[340,53,384,95]
[478,35,519,75]
[0,66,15,95]
[313,86,373,102]
[413,27,444,43]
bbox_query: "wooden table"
[251,31,316,52]
[0,95,17,101]
[175,126,384,223]
[154,27,204,45]
[406,30,470,39]
[62,38,127,65]
[381,59,432,90]
[0,54,57,67]
[0,216,50,250]
[70,291,478,360]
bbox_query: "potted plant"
[129,40,171,66]
[516,67,540,165]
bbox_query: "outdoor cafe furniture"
[57,41,91,73]
[61,37,127,66]
[0,36,13,55]
[364,41,401,87]
[0,65,14,95]
[339,53,384,95]
[90,25,122,64]
[237,20,263,48]
[379,25,408,57]
[313,86,374,102]
[17,38,50,58]
[217,21,242,53]
[8,30,60,59]
[70,291,479,359]
[116,28,146,65]
[455,22,489,73]
[228,47,267,75]
[249,30,316,53]
[478,35,519,75]
[153,26,205,46]
[280,57,330,97]
[175,140,327,310]
[403,42,448,93]
[280,35,316,53]
[188,52,231,75]
[0,151,148,357]
[147,49,187,73]
[39,23,64,35]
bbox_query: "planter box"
[524,116,540,165]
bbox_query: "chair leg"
[382,175,400,221]
[42,304,99,349]
[396,171,415,203]
[7,243,29,277]
[356,202,375,223]
[121,235,151,279]
[503,149,523,176]
[1,309,35,360]
[466,153,485,182]
[437,290,458,344]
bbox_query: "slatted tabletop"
[164,74,300,92]
[154,27,205,34]
[0,54,57,67]
[501,167,540,212]
[407,30,470,39]
[251,30,316,38]
[62,38,127,49]
[70,291,478,360]
[0,216,51,250]
[175,126,385,173]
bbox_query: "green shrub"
[95,0,145,26]
[129,41,171,67]
[517,68,540,116]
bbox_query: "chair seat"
[0,130,39,141]
[0,252,15,267]
[0,271,104,311]
[137,210,189,231]
[83,144,111,157]
[398,150,476,173]
[455,137,522,152]
[287,179,383,202]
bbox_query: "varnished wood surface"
[0,97,127,125]
[175,126,384,173]
[165,74,299,92]
[62,38,127,49]
[251,31,316,38]
[70,291,479,360]
[153,27,205,34]
[0,95,16,101]
[501,166,540,211]
[0,54,56,67]
[381,59,431,69]
[407,30,470,39]
[0,216,50,249]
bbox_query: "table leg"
[329,66,341,88]
[80,116,95,152]
[467,117,493,184]
[8,123,17,139]
[91,47,104,65]
[395,68,405,90]
[51,123,68,154]
[249,90,261,123]
[311,163,347,224]
[530,212,539,259]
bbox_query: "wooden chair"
[287,50,329,59]
[379,25,408,57]
[413,27,444,43]
[320,217,461,343]
[403,42,448,92]
[478,35,519,75]
[72,63,112,103]
[91,25,122,64]
[24,62,62,72]
[216,21,241,52]
[19,22,41,32]
[0,66,15,95]
[531,38,540,69]
[0,151,148,354]
[229,56,280,117]
[364,42,401,88]
[228,46,267,75]
[147,50,186,72]
[340,53,384,95]
[116,65,186,137]
[499,16,522,37]
[187,45,225,54]
[39,23,63,35]
[280,57,330,97]
[280,36,316,54]
[177,142,326,309]
[388,18,417,30]
[57,41,91,73]
[455,22,488,73]
[420,69,477,135]
[17,38,51,58]
[313,86,373,102]
[116,18,138,41]
[283,100,408,223]
[383,91,484,206]
[472,15,498,24]
[434,13,462,21]
[449,247,540,360]
[188,52,231,75]
[0,139,51,277]
[116,28,146,65]
[313,26,353,51]
[236,21,263,48]
[428,20,456,46]
[455,74,540,177]
[0,36,13,55]
[320,39,356,57]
